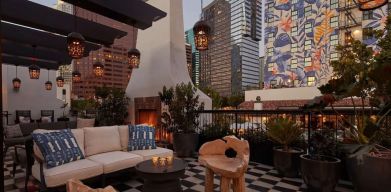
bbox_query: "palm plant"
[266,117,303,151]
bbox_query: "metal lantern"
[12,78,21,90]
[72,70,81,83]
[56,76,65,87]
[28,64,40,79]
[67,32,85,59]
[93,62,104,77]
[358,0,387,11]
[45,81,53,90]
[128,48,140,69]
[193,20,211,51]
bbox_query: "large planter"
[173,133,199,157]
[273,147,303,178]
[300,154,341,192]
[346,154,391,192]
[77,118,95,128]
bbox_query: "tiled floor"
[4,148,353,192]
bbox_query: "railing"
[195,109,391,165]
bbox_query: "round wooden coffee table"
[135,158,186,192]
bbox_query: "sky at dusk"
[29,0,213,31]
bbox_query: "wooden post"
[204,168,214,192]
[232,176,245,192]
[220,177,231,192]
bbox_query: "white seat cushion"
[87,151,143,174]
[118,125,129,151]
[32,159,103,187]
[84,126,121,156]
[129,147,173,160]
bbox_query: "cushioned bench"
[32,125,173,189]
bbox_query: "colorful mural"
[264,0,389,89]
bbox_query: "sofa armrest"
[33,153,44,164]
[33,154,47,190]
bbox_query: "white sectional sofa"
[31,125,173,189]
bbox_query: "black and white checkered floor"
[4,148,353,192]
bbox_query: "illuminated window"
[268,63,275,71]
[267,48,274,57]
[304,57,312,67]
[305,6,312,17]
[330,0,338,9]
[330,16,339,28]
[363,10,373,20]
[292,0,298,4]
[291,59,298,69]
[305,39,312,50]
[291,26,298,36]
[330,34,339,46]
[330,53,339,61]
[292,9,298,20]
[307,76,316,86]
[305,22,313,33]
[291,43,298,53]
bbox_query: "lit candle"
[167,156,173,165]
[152,156,159,166]
[159,157,167,167]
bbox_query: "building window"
[330,0,338,9]
[330,16,339,28]
[291,26,298,36]
[267,2,273,9]
[330,53,338,61]
[268,32,275,41]
[291,43,298,53]
[305,39,312,50]
[345,31,352,44]
[304,57,312,67]
[363,10,373,20]
[270,79,277,87]
[305,22,313,33]
[268,16,274,23]
[291,59,298,69]
[292,0,298,4]
[267,48,274,57]
[363,27,373,40]
[307,76,316,86]
[330,34,339,46]
[292,9,298,20]
[305,6,312,17]
[268,63,275,71]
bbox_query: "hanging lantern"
[56,76,65,87]
[358,0,387,11]
[72,70,81,83]
[93,62,104,77]
[28,64,40,79]
[67,32,85,59]
[45,81,53,90]
[128,48,140,69]
[12,78,21,90]
[193,20,211,51]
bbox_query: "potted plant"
[300,130,341,192]
[265,117,304,177]
[159,82,204,157]
[71,99,97,128]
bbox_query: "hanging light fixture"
[29,45,40,79]
[56,76,65,87]
[193,0,211,51]
[67,6,85,59]
[127,26,141,69]
[12,65,21,91]
[72,70,81,83]
[45,69,53,90]
[93,61,104,77]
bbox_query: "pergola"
[0,0,166,189]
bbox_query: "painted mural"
[264,0,389,89]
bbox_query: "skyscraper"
[263,0,390,89]
[69,7,135,99]
[200,0,262,96]
[185,29,201,86]
[185,43,193,78]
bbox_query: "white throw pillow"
[83,126,121,156]
[19,116,31,124]
[41,116,52,123]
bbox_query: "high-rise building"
[200,0,262,96]
[69,7,135,99]
[185,43,193,78]
[185,29,201,86]
[56,0,73,14]
[263,0,390,89]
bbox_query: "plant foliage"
[95,87,129,126]
[265,117,304,151]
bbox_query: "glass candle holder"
[152,156,159,166]
[167,156,174,165]
[159,157,167,167]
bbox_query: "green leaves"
[265,117,304,151]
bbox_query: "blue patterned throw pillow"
[128,125,157,151]
[32,129,84,168]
